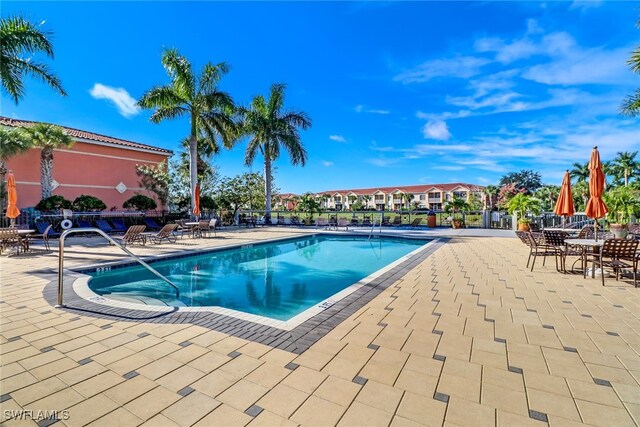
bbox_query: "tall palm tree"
[483,185,499,209]
[608,151,640,186]
[239,83,311,221]
[138,48,237,213]
[0,16,66,104]
[0,127,32,209]
[21,123,72,199]
[570,161,589,183]
[621,19,640,116]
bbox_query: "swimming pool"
[86,234,430,321]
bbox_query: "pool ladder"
[56,228,180,308]
[368,215,383,240]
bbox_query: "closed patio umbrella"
[554,170,575,228]
[193,183,201,218]
[5,171,20,226]
[584,146,608,241]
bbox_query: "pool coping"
[42,232,447,354]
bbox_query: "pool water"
[87,235,429,321]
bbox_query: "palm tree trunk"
[189,133,198,214]
[625,169,628,187]
[0,159,6,212]
[41,148,54,199]
[264,157,272,222]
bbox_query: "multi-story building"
[313,183,486,211]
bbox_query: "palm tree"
[0,16,66,104]
[363,195,372,209]
[483,185,498,209]
[239,83,311,222]
[621,19,640,116]
[21,123,73,199]
[570,161,589,183]
[608,151,640,187]
[0,127,32,210]
[138,48,237,213]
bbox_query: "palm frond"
[161,48,195,99]
[199,61,230,93]
[16,58,66,96]
[620,89,640,117]
[0,16,54,57]
[148,106,188,123]
[244,138,263,166]
[138,85,186,109]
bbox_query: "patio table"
[565,239,605,278]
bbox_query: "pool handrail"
[56,227,180,308]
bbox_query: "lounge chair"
[362,217,372,227]
[316,217,327,227]
[35,221,60,238]
[277,216,285,226]
[284,217,292,226]
[111,218,128,233]
[95,219,115,234]
[148,223,179,244]
[291,216,301,226]
[328,216,338,228]
[120,225,147,246]
[337,218,350,229]
[381,217,391,227]
[391,216,402,226]
[77,219,93,228]
[144,217,162,231]
[32,224,54,251]
[408,218,423,228]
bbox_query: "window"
[419,194,426,200]
[453,191,467,199]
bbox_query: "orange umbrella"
[193,183,201,217]
[5,171,21,224]
[554,170,575,223]
[584,146,608,239]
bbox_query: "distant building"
[2,117,172,210]
[275,183,486,211]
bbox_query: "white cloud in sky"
[89,83,140,117]
[355,105,390,114]
[394,56,490,84]
[329,135,347,143]
[433,165,464,171]
[422,120,451,140]
[569,0,603,11]
[321,160,334,167]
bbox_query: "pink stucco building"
[1,117,172,210]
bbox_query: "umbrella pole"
[594,221,598,242]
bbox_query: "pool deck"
[1,227,640,426]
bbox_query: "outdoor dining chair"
[32,224,54,251]
[542,230,582,273]
[0,228,27,254]
[591,238,639,287]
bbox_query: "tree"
[238,83,311,222]
[123,194,157,211]
[533,185,560,212]
[295,193,321,224]
[621,19,640,116]
[217,172,270,222]
[363,195,372,208]
[444,197,470,220]
[572,181,590,211]
[72,195,106,212]
[0,128,32,210]
[136,161,170,209]
[507,194,542,223]
[608,151,640,187]
[498,170,542,194]
[570,162,589,184]
[21,123,73,199]
[0,16,66,104]
[138,48,237,213]
[483,185,499,209]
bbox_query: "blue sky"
[2,1,639,194]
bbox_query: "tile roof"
[316,183,484,195]
[0,116,173,155]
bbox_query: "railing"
[368,214,383,240]
[56,228,180,308]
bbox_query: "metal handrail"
[56,228,180,308]
[368,214,383,240]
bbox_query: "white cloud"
[433,165,465,171]
[355,105,390,114]
[89,83,140,117]
[569,0,603,11]
[321,161,334,167]
[366,158,401,167]
[393,56,490,84]
[422,120,451,140]
[329,135,347,143]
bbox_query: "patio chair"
[277,216,285,226]
[350,217,360,226]
[381,216,391,227]
[291,216,301,226]
[120,225,147,246]
[95,219,115,234]
[77,219,93,228]
[337,218,350,229]
[542,230,582,273]
[362,217,372,227]
[592,239,639,287]
[391,216,402,226]
[328,215,338,228]
[408,218,423,228]
[516,231,557,272]
[316,217,327,227]
[111,218,128,233]
[148,223,179,244]
[144,217,162,231]
[35,221,60,238]
[577,225,595,239]
[194,220,216,238]
[0,228,28,254]
[32,224,54,251]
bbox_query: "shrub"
[123,194,157,211]
[72,195,106,212]
[200,195,217,210]
[35,195,72,212]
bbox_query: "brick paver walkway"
[1,229,639,426]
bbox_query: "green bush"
[123,195,157,211]
[35,195,72,212]
[72,195,106,212]
[200,195,217,210]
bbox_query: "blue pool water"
[87,235,429,321]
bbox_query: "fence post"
[482,210,490,229]
[512,214,518,231]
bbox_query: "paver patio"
[1,228,639,426]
